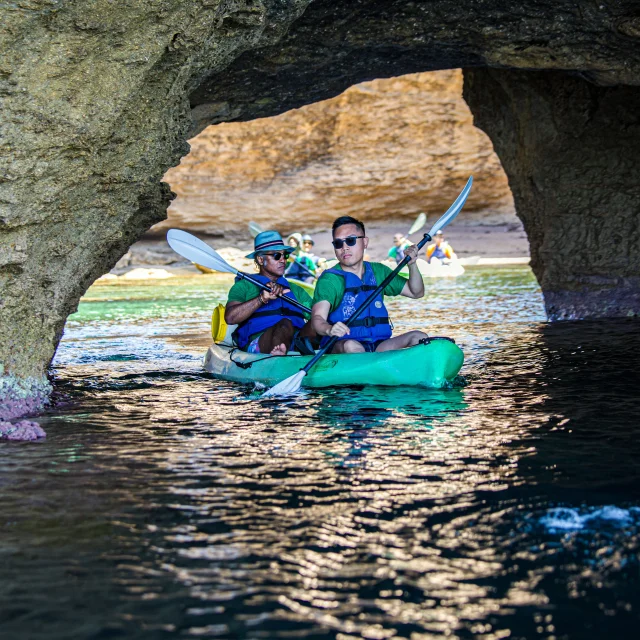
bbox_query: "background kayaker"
[388,233,412,264]
[225,231,316,356]
[426,230,457,263]
[286,232,302,250]
[285,233,318,283]
[311,216,429,354]
[301,234,328,274]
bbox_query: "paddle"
[262,176,473,397]
[248,221,265,238]
[284,254,316,280]
[407,212,427,236]
[166,229,311,314]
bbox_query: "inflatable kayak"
[203,339,464,389]
[383,258,464,278]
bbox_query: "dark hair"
[332,216,365,237]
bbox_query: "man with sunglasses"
[225,231,316,356]
[311,216,428,354]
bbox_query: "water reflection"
[3,267,640,638]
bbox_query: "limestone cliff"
[159,70,513,234]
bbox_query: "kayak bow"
[204,339,463,389]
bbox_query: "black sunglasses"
[261,251,287,261]
[331,235,364,250]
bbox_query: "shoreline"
[106,218,531,283]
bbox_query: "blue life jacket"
[233,275,306,349]
[320,263,392,347]
[431,243,448,260]
[285,260,310,280]
[285,253,315,279]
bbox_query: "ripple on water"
[3,267,640,639]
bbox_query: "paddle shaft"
[235,271,311,314]
[301,232,432,373]
[285,254,315,279]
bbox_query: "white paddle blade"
[427,176,473,238]
[248,221,265,238]
[167,229,238,275]
[262,370,307,398]
[408,212,426,235]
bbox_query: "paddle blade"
[408,212,426,235]
[262,370,307,397]
[248,221,264,238]
[427,176,473,238]
[167,229,238,275]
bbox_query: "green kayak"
[203,339,463,389]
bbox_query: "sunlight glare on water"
[2,267,640,639]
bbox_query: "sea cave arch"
[2,0,640,418]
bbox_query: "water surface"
[3,267,640,639]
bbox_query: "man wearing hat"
[426,230,457,264]
[225,231,316,356]
[301,234,325,268]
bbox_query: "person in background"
[225,231,316,356]
[285,233,317,283]
[387,233,412,264]
[426,230,457,263]
[287,232,302,250]
[301,234,327,272]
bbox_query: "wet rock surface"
[3,0,640,416]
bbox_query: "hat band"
[255,239,288,252]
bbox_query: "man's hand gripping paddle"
[166,230,311,314]
[262,176,473,398]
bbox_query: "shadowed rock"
[464,69,640,320]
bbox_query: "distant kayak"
[383,258,465,278]
[194,263,215,274]
[194,264,317,294]
[203,339,464,389]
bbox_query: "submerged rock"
[120,268,175,280]
[0,420,46,441]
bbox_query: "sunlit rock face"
[464,69,640,320]
[159,70,513,235]
[3,0,640,417]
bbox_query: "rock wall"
[3,0,640,418]
[0,0,309,419]
[159,70,513,235]
[464,69,640,320]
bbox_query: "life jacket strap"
[344,284,377,295]
[349,316,390,328]
[248,308,306,320]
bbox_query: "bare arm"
[311,300,350,338]
[400,245,425,299]
[224,282,288,325]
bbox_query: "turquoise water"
[3,267,640,639]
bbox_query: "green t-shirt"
[226,278,312,319]
[312,262,408,313]
[387,241,411,261]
